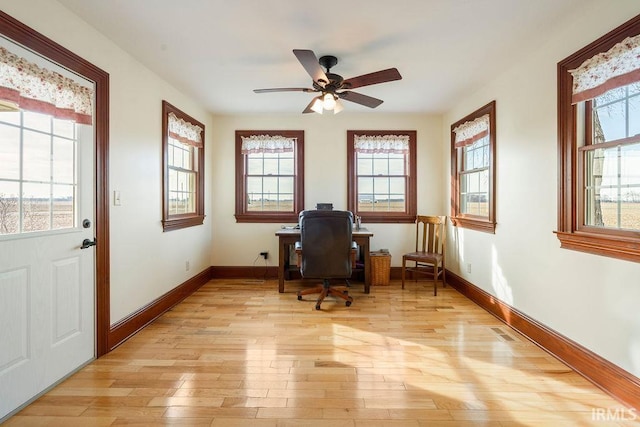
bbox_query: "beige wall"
[1,0,215,323]
[210,113,443,267]
[442,1,640,377]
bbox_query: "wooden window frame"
[347,130,417,224]
[450,101,497,233]
[234,130,304,223]
[556,14,640,263]
[161,101,205,232]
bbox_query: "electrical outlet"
[260,251,268,260]
[185,261,190,271]
[466,263,472,273]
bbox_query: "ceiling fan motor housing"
[318,55,338,70]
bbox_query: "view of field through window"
[459,135,489,217]
[167,137,196,215]
[0,111,77,235]
[356,152,406,212]
[246,151,294,212]
[584,82,640,231]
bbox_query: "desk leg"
[363,238,371,294]
[278,237,285,293]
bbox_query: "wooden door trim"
[0,11,111,356]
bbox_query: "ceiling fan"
[254,49,402,114]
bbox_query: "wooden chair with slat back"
[401,215,447,295]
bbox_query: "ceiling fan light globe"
[311,98,324,114]
[322,93,336,110]
[333,99,344,114]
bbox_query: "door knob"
[81,238,97,249]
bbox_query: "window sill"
[357,213,416,224]
[162,215,205,232]
[555,230,640,263]
[451,216,496,233]
[235,213,300,224]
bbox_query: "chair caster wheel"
[345,301,352,307]
[315,304,321,310]
[297,295,302,300]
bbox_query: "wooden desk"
[275,227,374,294]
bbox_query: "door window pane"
[0,112,78,236]
[23,130,51,182]
[0,124,20,180]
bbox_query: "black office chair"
[295,210,356,310]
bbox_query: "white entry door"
[0,42,96,419]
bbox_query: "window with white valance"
[557,13,640,263]
[168,112,203,148]
[240,135,295,154]
[570,34,640,104]
[347,131,417,223]
[453,114,490,148]
[235,130,304,223]
[450,102,496,233]
[0,46,93,124]
[162,101,205,231]
[354,134,410,154]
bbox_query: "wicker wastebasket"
[370,251,391,286]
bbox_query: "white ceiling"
[57,0,587,115]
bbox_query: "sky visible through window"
[593,83,640,203]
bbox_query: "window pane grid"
[167,138,197,216]
[0,112,77,235]
[168,169,195,215]
[356,152,407,212]
[462,136,489,172]
[584,140,640,231]
[459,168,489,217]
[593,84,640,144]
[168,138,193,170]
[245,151,295,212]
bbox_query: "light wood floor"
[5,279,638,426]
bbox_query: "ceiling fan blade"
[254,88,315,93]
[339,91,384,108]
[293,49,329,85]
[342,68,402,90]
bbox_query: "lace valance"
[570,34,640,103]
[354,134,410,154]
[453,114,490,148]
[0,46,93,124]
[168,112,203,148]
[241,135,295,154]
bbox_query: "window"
[161,100,205,231]
[0,111,79,235]
[347,131,416,223]
[583,86,640,229]
[557,14,640,263]
[450,101,496,233]
[0,43,94,237]
[235,130,304,223]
